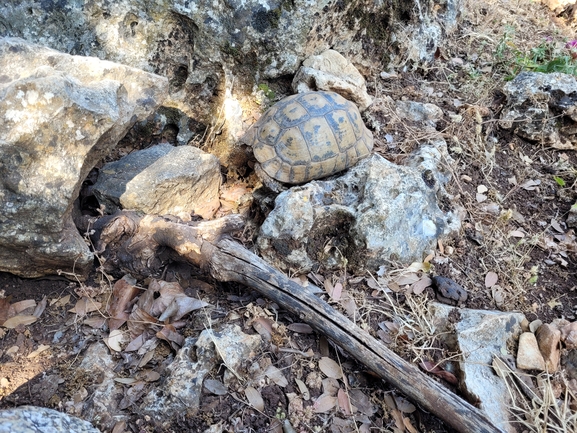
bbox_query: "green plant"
[553,176,566,187]
[494,31,577,78]
[257,83,275,100]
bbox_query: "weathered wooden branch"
[92,212,505,433]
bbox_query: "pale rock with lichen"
[0,37,168,279]
[292,50,373,111]
[257,143,460,274]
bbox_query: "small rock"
[432,276,467,306]
[430,304,525,432]
[517,332,546,371]
[536,324,561,372]
[379,71,398,80]
[394,100,443,129]
[563,349,577,380]
[561,321,577,349]
[292,50,372,111]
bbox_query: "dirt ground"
[2,1,577,432]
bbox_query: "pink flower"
[566,40,577,59]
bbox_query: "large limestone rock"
[0,0,462,164]
[0,37,168,279]
[257,143,460,274]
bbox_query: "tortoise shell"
[244,91,373,184]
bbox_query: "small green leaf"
[528,275,538,285]
[553,176,566,187]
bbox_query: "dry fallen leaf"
[138,348,156,368]
[295,378,310,400]
[138,370,161,382]
[508,230,525,238]
[83,316,107,329]
[337,388,352,416]
[27,344,50,359]
[322,377,340,396]
[156,324,185,348]
[107,275,140,331]
[412,276,432,295]
[69,297,102,316]
[157,295,209,322]
[265,365,288,387]
[403,416,419,433]
[491,285,505,308]
[319,357,343,379]
[520,179,541,190]
[53,294,71,308]
[0,298,15,324]
[104,329,125,352]
[331,282,343,301]
[340,292,357,318]
[127,307,159,338]
[252,316,274,342]
[485,271,498,288]
[245,386,265,411]
[33,296,47,318]
[551,218,564,233]
[287,323,313,334]
[114,377,137,385]
[419,361,458,385]
[394,273,420,286]
[394,396,416,414]
[312,393,337,413]
[2,315,38,328]
[204,379,228,396]
[125,334,146,352]
[383,394,405,432]
[12,299,36,314]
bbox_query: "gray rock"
[0,37,168,279]
[0,0,462,164]
[93,144,221,220]
[431,303,526,433]
[257,147,460,274]
[292,50,373,111]
[0,406,100,433]
[142,324,262,416]
[500,72,577,149]
[75,342,122,430]
[517,332,546,371]
[395,100,444,129]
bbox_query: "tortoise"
[243,91,374,191]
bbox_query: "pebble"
[432,276,468,306]
[561,321,577,349]
[517,332,546,371]
[536,323,561,372]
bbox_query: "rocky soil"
[2,1,577,432]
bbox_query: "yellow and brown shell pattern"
[245,91,374,184]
